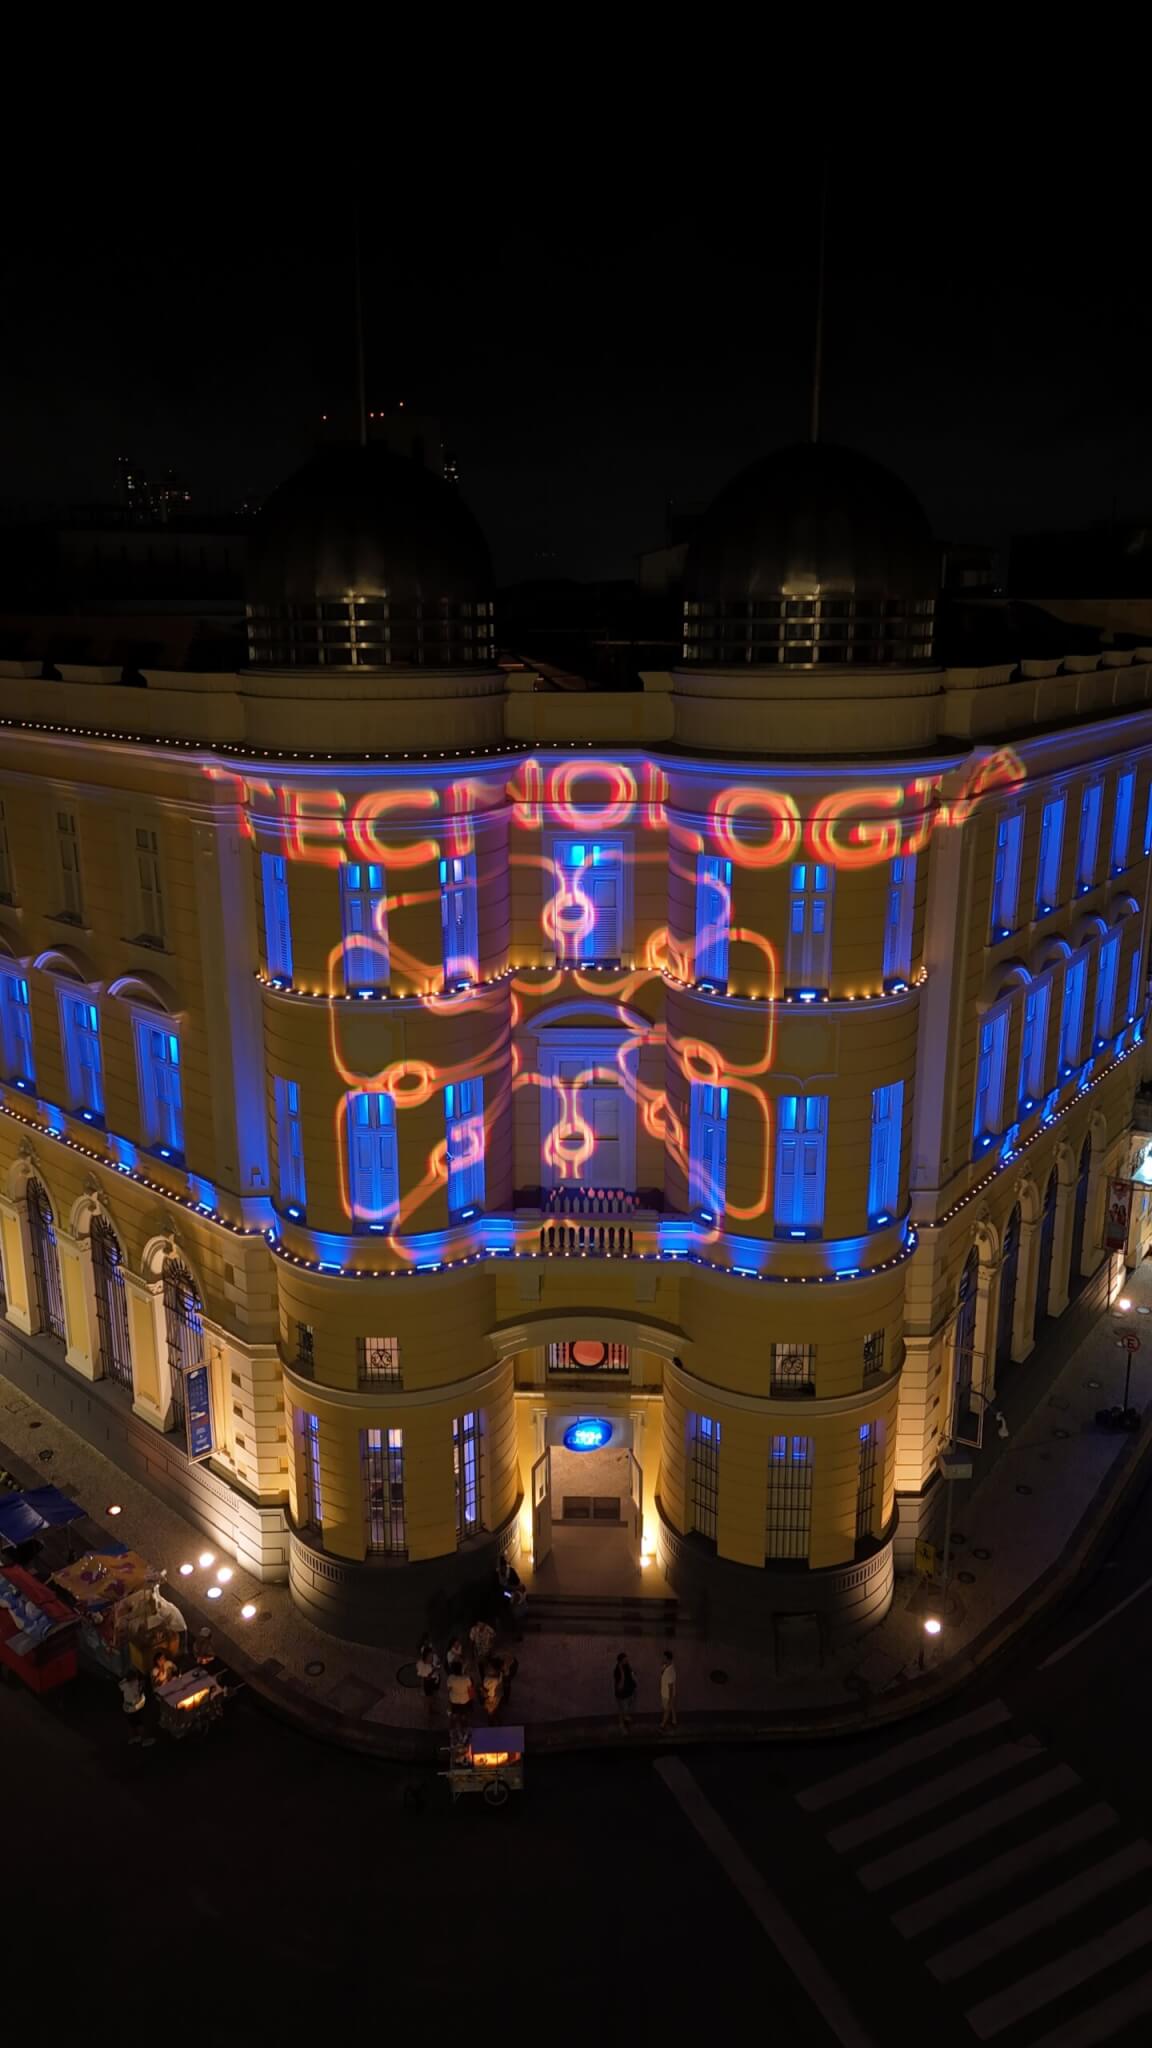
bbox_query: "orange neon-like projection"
[210,745,1023,1242]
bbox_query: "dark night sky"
[1,153,1149,584]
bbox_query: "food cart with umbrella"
[51,1551,164,1678]
[439,1725,525,1807]
[153,1663,226,1740]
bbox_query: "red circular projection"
[571,1342,607,1369]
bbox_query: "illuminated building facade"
[0,439,1148,1648]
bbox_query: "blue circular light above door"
[563,1418,612,1453]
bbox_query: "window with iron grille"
[91,1216,133,1393]
[358,1336,401,1384]
[863,1329,886,1377]
[163,1258,203,1435]
[300,1411,323,1532]
[771,1342,815,1395]
[364,1427,406,1555]
[26,1177,65,1342]
[547,1341,630,1373]
[453,1410,483,1543]
[0,799,13,904]
[856,1422,880,1541]
[766,1435,813,1560]
[296,1321,315,1370]
[689,1415,720,1544]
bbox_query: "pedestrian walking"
[659,1650,678,1730]
[446,1660,474,1730]
[481,1657,505,1721]
[469,1617,496,1670]
[613,1651,637,1731]
[416,1638,441,1720]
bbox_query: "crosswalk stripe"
[1024,1967,1152,2048]
[891,1804,1118,1936]
[964,1902,1152,2039]
[795,1700,1011,1811]
[826,1741,1042,1853]
[857,1765,1080,1891]
[927,1838,1152,1983]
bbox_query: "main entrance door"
[531,1450,552,1568]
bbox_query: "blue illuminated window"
[868,1081,903,1224]
[261,853,293,982]
[1144,784,1152,859]
[689,1414,720,1543]
[135,1020,183,1155]
[1035,793,1065,913]
[300,1411,322,1531]
[346,1090,400,1227]
[991,813,1023,936]
[1019,978,1051,1104]
[60,995,104,1119]
[1,975,34,1086]
[1076,782,1102,892]
[786,862,833,991]
[553,840,624,963]
[1094,930,1121,1042]
[695,854,732,986]
[440,852,478,987]
[973,1006,1008,1146]
[689,1081,729,1218]
[882,854,915,985]
[1060,954,1088,1068]
[444,1077,485,1217]
[774,1095,828,1234]
[1127,946,1143,1024]
[453,1410,482,1542]
[1112,768,1136,873]
[341,862,388,991]
[274,1076,307,1213]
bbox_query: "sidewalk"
[3,1260,1151,1758]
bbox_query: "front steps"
[525,1591,698,1637]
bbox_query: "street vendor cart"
[440,1725,525,1808]
[0,1564,81,1694]
[154,1666,225,1740]
[51,1551,165,1679]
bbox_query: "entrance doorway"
[530,1415,648,1594]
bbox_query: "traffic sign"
[1115,1334,1141,1352]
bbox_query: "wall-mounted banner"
[1104,1177,1134,1253]
[185,1365,215,1462]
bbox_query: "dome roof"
[246,444,494,670]
[683,443,939,667]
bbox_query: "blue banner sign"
[185,1365,214,1462]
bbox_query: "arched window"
[26,1178,65,1341]
[996,1206,1021,1374]
[162,1258,203,1436]
[91,1216,133,1393]
[953,1248,979,1437]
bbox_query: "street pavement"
[7,1434,1152,2042]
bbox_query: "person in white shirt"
[659,1650,678,1730]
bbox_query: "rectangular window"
[444,1077,485,1217]
[771,1342,815,1395]
[1,975,34,1086]
[1060,954,1088,1069]
[863,1329,886,1376]
[134,826,165,944]
[1126,946,1143,1025]
[991,813,1023,938]
[296,1321,315,1370]
[0,799,14,903]
[261,853,293,982]
[346,1089,400,1228]
[1144,783,1152,860]
[341,862,389,991]
[688,1081,729,1219]
[547,1341,630,1373]
[868,1081,904,1224]
[694,854,732,987]
[453,1410,483,1543]
[766,1435,813,1561]
[1112,768,1136,874]
[774,1095,828,1234]
[552,840,625,964]
[786,862,833,991]
[364,1426,406,1555]
[300,1412,322,1531]
[1019,978,1051,1105]
[1094,931,1121,1044]
[973,1005,1008,1145]
[1076,782,1102,892]
[135,1021,183,1155]
[358,1337,401,1384]
[60,995,104,1119]
[689,1414,720,1544]
[274,1077,307,1213]
[856,1422,880,1541]
[882,853,915,986]
[56,811,83,924]
[440,852,479,988]
[1035,793,1066,913]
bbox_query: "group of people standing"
[416,1613,520,1730]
